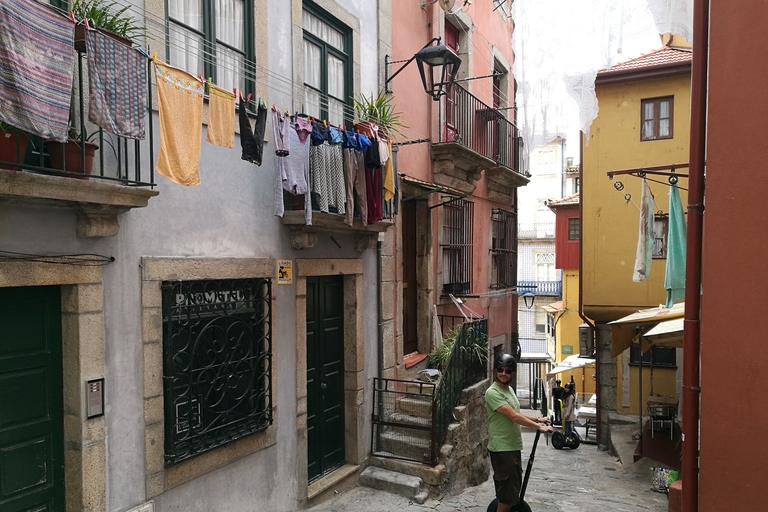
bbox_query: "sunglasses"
[496,367,514,375]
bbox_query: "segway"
[551,399,580,450]
[486,428,544,512]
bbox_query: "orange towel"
[383,140,395,201]
[206,83,235,148]
[154,60,204,186]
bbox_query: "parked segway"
[486,429,545,512]
[551,398,580,450]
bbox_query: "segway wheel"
[487,498,532,512]
[487,498,498,512]
[552,431,565,450]
[571,431,581,449]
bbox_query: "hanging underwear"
[295,117,312,145]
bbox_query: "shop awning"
[643,317,684,348]
[608,302,685,357]
[546,354,596,376]
[399,174,466,203]
[541,301,563,314]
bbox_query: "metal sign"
[277,260,292,285]
[562,345,573,354]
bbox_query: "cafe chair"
[647,404,675,440]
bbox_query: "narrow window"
[491,209,517,289]
[641,96,674,141]
[653,214,669,258]
[568,218,580,241]
[442,198,474,295]
[630,345,676,367]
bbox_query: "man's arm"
[496,404,552,432]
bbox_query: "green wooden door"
[306,276,345,483]
[0,286,64,512]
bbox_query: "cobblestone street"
[309,424,669,512]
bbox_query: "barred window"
[161,278,272,465]
[491,209,517,289]
[442,198,474,295]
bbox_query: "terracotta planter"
[74,24,132,52]
[0,129,28,171]
[44,139,98,179]
[354,121,378,138]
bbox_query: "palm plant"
[353,93,408,141]
[71,0,145,40]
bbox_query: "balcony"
[517,280,562,297]
[431,84,529,201]
[518,223,556,240]
[0,44,157,238]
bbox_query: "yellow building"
[581,36,691,420]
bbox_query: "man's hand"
[536,417,551,424]
[537,423,554,433]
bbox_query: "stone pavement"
[308,415,670,512]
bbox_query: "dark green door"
[0,286,64,512]
[306,276,345,483]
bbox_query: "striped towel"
[0,0,75,142]
[86,28,146,139]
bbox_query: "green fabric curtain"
[664,185,687,307]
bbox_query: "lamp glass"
[523,293,536,309]
[414,44,461,100]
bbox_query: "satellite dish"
[438,0,457,13]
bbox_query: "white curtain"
[168,0,203,75]
[302,10,343,51]
[216,0,244,92]
[304,40,321,118]
[327,54,345,125]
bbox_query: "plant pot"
[0,129,28,171]
[74,24,132,52]
[354,121,378,138]
[44,139,98,179]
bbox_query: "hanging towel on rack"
[383,140,395,201]
[664,185,687,307]
[0,0,75,141]
[205,84,235,148]
[632,179,655,282]
[85,27,146,139]
[154,60,204,186]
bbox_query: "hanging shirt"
[383,140,395,201]
[271,108,290,156]
[274,126,312,225]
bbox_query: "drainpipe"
[682,1,708,510]
[577,130,599,442]
[377,238,384,380]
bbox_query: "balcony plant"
[70,0,145,50]
[43,123,100,179]
[353,93,408,141]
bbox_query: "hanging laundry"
[632,179,655,282]
[326,126,346,215]
[204,84,234,148]
[295,116,312,145]
[274,126,311,226]
[154,60,204,186]
[239,98,260,163]
[343,129,367,227]
[253,101,268,156]
[664,184,687,307]
[85,27,146,139]
[0,0,75,141]
[271,108,290,156]
[383,140,395,201]
[365,140,383,223]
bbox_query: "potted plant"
[43,124,100,179]
[0,122,30,172]
[353,93,408,141]
[70,0,146,50]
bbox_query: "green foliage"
[71,0,145,40]
[352,93,408,142]
[427,325,488,372]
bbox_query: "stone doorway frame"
[0,262,107,512]
[294,258,366,506]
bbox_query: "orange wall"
[699,1,768,508]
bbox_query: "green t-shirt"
[485,382,522,452]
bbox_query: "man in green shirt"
[485,353,552,512]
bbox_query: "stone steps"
[359,466,428,504]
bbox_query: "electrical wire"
[0,250,115,266]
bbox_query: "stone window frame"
[294,258,366,506]
[0,262,107,512]
[141,257,277,499]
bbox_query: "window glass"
[303,10,344,50]
[535,253,556,281]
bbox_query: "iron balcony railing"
[442,83,523,174]
[283,191,393,221]
[518,223,556,239]
[0,45,155,187]
[517,280,562,296]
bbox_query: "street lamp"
[523,292,536,309]
[384,37,462,100]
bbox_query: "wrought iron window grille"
[161,278,273,466]
[491,208,517,289]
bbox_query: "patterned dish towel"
[86,27,147,139]
[0,0,75,142]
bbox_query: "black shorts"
[489,450,522,506]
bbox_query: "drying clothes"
[343,129,357,149]
[356,133,372,153]
[295,117,312,145]
[378,138,389,167]
[274,126,312,225]
[393,172,400,215]
[383,140,395,201]
[343,147,367,226]
[327,126,344,145]
[205,84,235,148]
[310,121,327,146]
[632,179,655,282]
[365,139,381,169]
[154,60,204,186]
[366,165,383,224]
[239,98,260,164]
[85,27,146,139]
[253,102,267,159]
[309,142,346,215]
[0,0,75,141]
[664,185,687,307]
[271,108,290,156]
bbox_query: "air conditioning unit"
[578,323,595,356]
